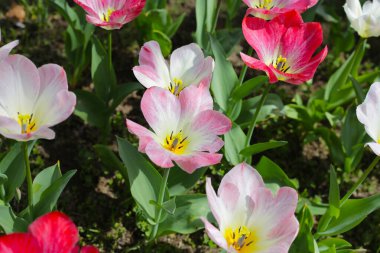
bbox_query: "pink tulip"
[126,85,231,173]
[0,211,99,253]
[133,41,214,96]
[242,0,318,20]
[202,163,299,253]
[241,10,328,85]
[0,40,18,61]
[73,0,146,30]
[0,54,76,141]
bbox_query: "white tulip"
[344,0,380,38]
[357,82,380,156]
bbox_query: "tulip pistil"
[169,78,184,96]
[273,55,290,73]
[225,226,257,252]
[256,0,274,10]
[163,130,189,154]
[17,113,36,134]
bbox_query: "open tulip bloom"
[0,40,19,62]
[344,0,380,38]
[73,0,146,30]
[243,0,318,20]
[357,82,380,156]
[0,211,99,253]
[133,41,214,96]
[202,163,299,253]
[0,54,76,141]
[126,85,231,173]
[241,10,328,85]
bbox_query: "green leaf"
[195,0,207,48]
[91,35,117,102]
[318,238,352,253]
[32,164,61,205]
[319,194,380,236]
[224,123,246,165]
[0,173,8,185]
[324,40,366,101]
[206,0,218,32]
[151,30,172,57]
[232,76,268,100]
[33,170,76,218]
[210,36,239,111]
[328,166,340,209]
[93,144,126,175]
[349,76,364,103]
[167,13,186,38]
[215,28,243,56]
[74,90,109,129]
[256,156,298,189]
[0,206,28,233]
[240,141,288,157]
[290,205,315,253]
[162,197,176,215]
[117,137,168,219]
[167,166,207,196]
[0,142,34,202]
[157,194,211,236]
[341,106,365,158]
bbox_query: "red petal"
[29,211,79,253]
[0,233,40,253]
[80,246,100,253]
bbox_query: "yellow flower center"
[169,78,184,96]
[162,130,189,155]
[225,226,258,253]
[256,0,273,10]
[273,55,290,73]
[17,113,36,134]
[100,8,114,22]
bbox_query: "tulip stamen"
[17,112,37,134]
[273,55,290,73]
[100,8,114,22]
[169,78,184,96]
[256,0,274,10]
[163,130,189,154]
[225,226,257,252]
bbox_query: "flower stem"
[238,48,253,87]
[23,142,33,213]
[244,84,272,151]
[150,169,170,240]
[340,156,380,207]
[108,31,113,77]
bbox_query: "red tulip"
[0,212,99,253]
[241,10,328,85]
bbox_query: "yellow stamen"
[225,226,258,253]
[17,113,37,134]
[100,8,114,22]
[256,0,273,10]
[162,130,189,155]
[168,78,184,96]
[273,55,290,73]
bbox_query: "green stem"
[23,142,33,212]
[150,169,170,240]
[108,31,113,77]
[238,48,253,87]
[244,84,272,150]
[340,156,380,207]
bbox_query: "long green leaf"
[240,141,287,156]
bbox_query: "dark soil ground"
[0,0,379,252]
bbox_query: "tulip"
[126,85,231,173]
[243,0,318,20]
[0,40,18,61]
[241,10,328,85]
[73,0,146,30]
[202,163,299,253]
[0,54,76,141]
[0,211,99,253]
[357,82,380,156]
[344,0,380,38]
[133,41,214,96]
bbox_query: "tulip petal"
[367,142,380,156]
[134,41,171,89]
[174,152,222,173]
[201,218,229,251]
[145,141,175,168]
[0,40,18,62]
[240,53,278,83]
[29,211,79,253]
[126,119,156,152]
[0,233,40,253]
[80,246,100,253]
[179,83,213,120]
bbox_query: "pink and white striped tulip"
[126,85,231,173]
[73,0,146,30]
[0,40,18,62]
[202,163,299,253]
[0,211,99,253]
[243,0,318,20]
[133,41,214,96]
[241,10,328,85]
[357,82,380,156]
[0,54,76,141]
